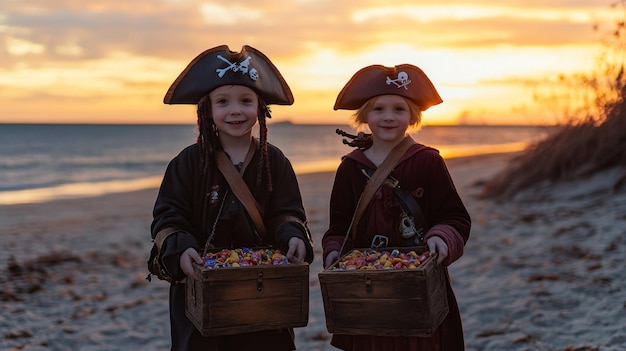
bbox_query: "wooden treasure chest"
[318,246,448,337]
[186,248,309,337]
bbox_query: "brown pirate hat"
[334,64,442,111]
[164,45,294,105]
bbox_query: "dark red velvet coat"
[151,142,314,351]
[322,142,471,351]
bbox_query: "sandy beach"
[1,152,625,351]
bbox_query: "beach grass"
[481,8,626,200]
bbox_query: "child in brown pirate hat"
[150,45,314,351]
[322,63,470,351]
[334,64,443,150]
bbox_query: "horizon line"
[0,121,557,128]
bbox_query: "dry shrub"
[482,107,626,199]
[481,2,626,200]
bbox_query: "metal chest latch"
[365,276,373,294]
[257,272,264,291]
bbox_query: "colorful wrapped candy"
[331,249,431,271]
[201,248,289,269]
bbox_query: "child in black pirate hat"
[150,45,314,351]
[322,64,470,351]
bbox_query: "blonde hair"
[352,95,423,132]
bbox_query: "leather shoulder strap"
[349,136,414,240]
[216,144,267,239]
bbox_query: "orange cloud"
[0,1,616,125]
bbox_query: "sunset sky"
[0,1,621,125]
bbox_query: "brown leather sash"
[154,227,180,251]
[216,141,267,239]
[348,136,414,241]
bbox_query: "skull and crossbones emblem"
[215,55,258,81]
[385,71,411,90]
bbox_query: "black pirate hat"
[334,64,442,111]
[164,45,294,105]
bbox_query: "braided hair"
[196,94,273,192]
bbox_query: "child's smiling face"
[210,85,259,139]
[366,94,411,143]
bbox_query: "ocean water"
[0,123,551,205]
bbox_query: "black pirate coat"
[151,141,313,351]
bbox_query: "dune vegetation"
[481,2,626,199]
